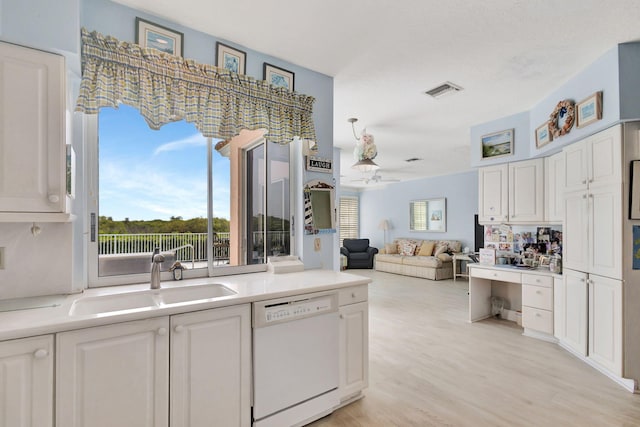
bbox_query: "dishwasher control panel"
[253,292,338,328]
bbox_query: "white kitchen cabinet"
[56,317,170,427]
[588,274,623,376]
[545,151,564,223]
[338,286,368,402]
[509,158,544,223]
[0,335,53,427]
[170,305,251,427]
[0,41,67,218]
[563,124,622,193]
[553,276,565,340]
[561,269,588,356]
[563,125,622,280]
[478,164,508,224]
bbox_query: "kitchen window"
[87,105,290,287]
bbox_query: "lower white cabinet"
[561,269,588,356]
[338,286,369,402]
[0,335,54,427]
[56,305,251,427]
[170,305,251,427]
[588,275,623,376]
[56,317,170,427]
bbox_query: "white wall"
[358,171,478,250]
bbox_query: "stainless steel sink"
[70,292,156,316]
[158,283,236,305]
[69,284,237,316]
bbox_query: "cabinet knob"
[582,180,587,184]
[490,217,495,221]
[174,325,184,333]
[589,194,593,198]
[536,313,541,317]
[340,314,344,319]
[48,194,60,203]
[582,194,587,199]
[589,179,594,183]
[351,292,356,298]
[536,290,542,294]
[33,349,48,359]
[157,327,167,336]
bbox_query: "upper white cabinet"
[478,164,508,224]
[563,125,622,280]
[0,41,67,218]
[545,152,564,223]
[509,158,544,223]
[479,159,544,224]
[563,125,622,193]
[56,317,170,427]
[0,335,54,427]
[170,305,251,427]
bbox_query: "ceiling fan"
[351,170,400,185]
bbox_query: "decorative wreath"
[549,99,575,138]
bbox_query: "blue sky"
[99,105,230,221]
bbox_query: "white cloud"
[153,133,209,155]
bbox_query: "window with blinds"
[410,200,428,231]
[339,196,359,245]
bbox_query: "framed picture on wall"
[264,63,295,91]
[630,160,640,219]
[535,121,553,148]
[135,17,184,57]
[576,91,603,128]
[216,42,247,75]
[481,129,514,159]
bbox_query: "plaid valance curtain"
[75,28,316,144]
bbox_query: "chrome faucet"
[150,252,165,289]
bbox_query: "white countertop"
[468,263,562,279]
[0,269,371,341]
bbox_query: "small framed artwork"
[535,122,553,148]
[135,17,183,57]
[577,91,603,128]
[216,42,246,75]
[479,248,496,265]
[481,129,514,160]
[264,63,295,91]
[630,160,640,219]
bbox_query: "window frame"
[339,196,359,246]
[86,114,289,288]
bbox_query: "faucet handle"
[153,254,165,263]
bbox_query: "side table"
[453,253,476,281]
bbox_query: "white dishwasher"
[253,291,339,427]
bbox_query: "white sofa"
[375,239,462,281]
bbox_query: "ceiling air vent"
[405,157,423,163]
[424,81,463,98]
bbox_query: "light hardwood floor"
[311,270,640,427]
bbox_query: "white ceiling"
[115,0,640,188]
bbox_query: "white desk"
[468,264,561,341]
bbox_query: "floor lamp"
[378,219,390,246]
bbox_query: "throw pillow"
[434,244,448,256]
[418,241,435,256]
[399,241,417,256]
[385,243,398,254]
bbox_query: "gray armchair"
[340,238,378,269]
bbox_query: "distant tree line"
[98,216,229,234]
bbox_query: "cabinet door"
[478,164,508,224]
[339,301,369,401]
[563,189,589,272]
[0,335,53,427]
[509,158,544,223]
[588,275,622,376]
[562,269,588,356]
[589,184,622,279]
[170,305,251,427]
[545,152,564,223]
[0,41,65,212]
[57,318,170,427]
[563,139,588,193]
[587,125,622,187]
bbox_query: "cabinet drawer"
[470,267,521,283]
[521,273,553,288]
[339,285,368,306]
[522,306,553,334]
[522,284,553,310]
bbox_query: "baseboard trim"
[558,341,637,393]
